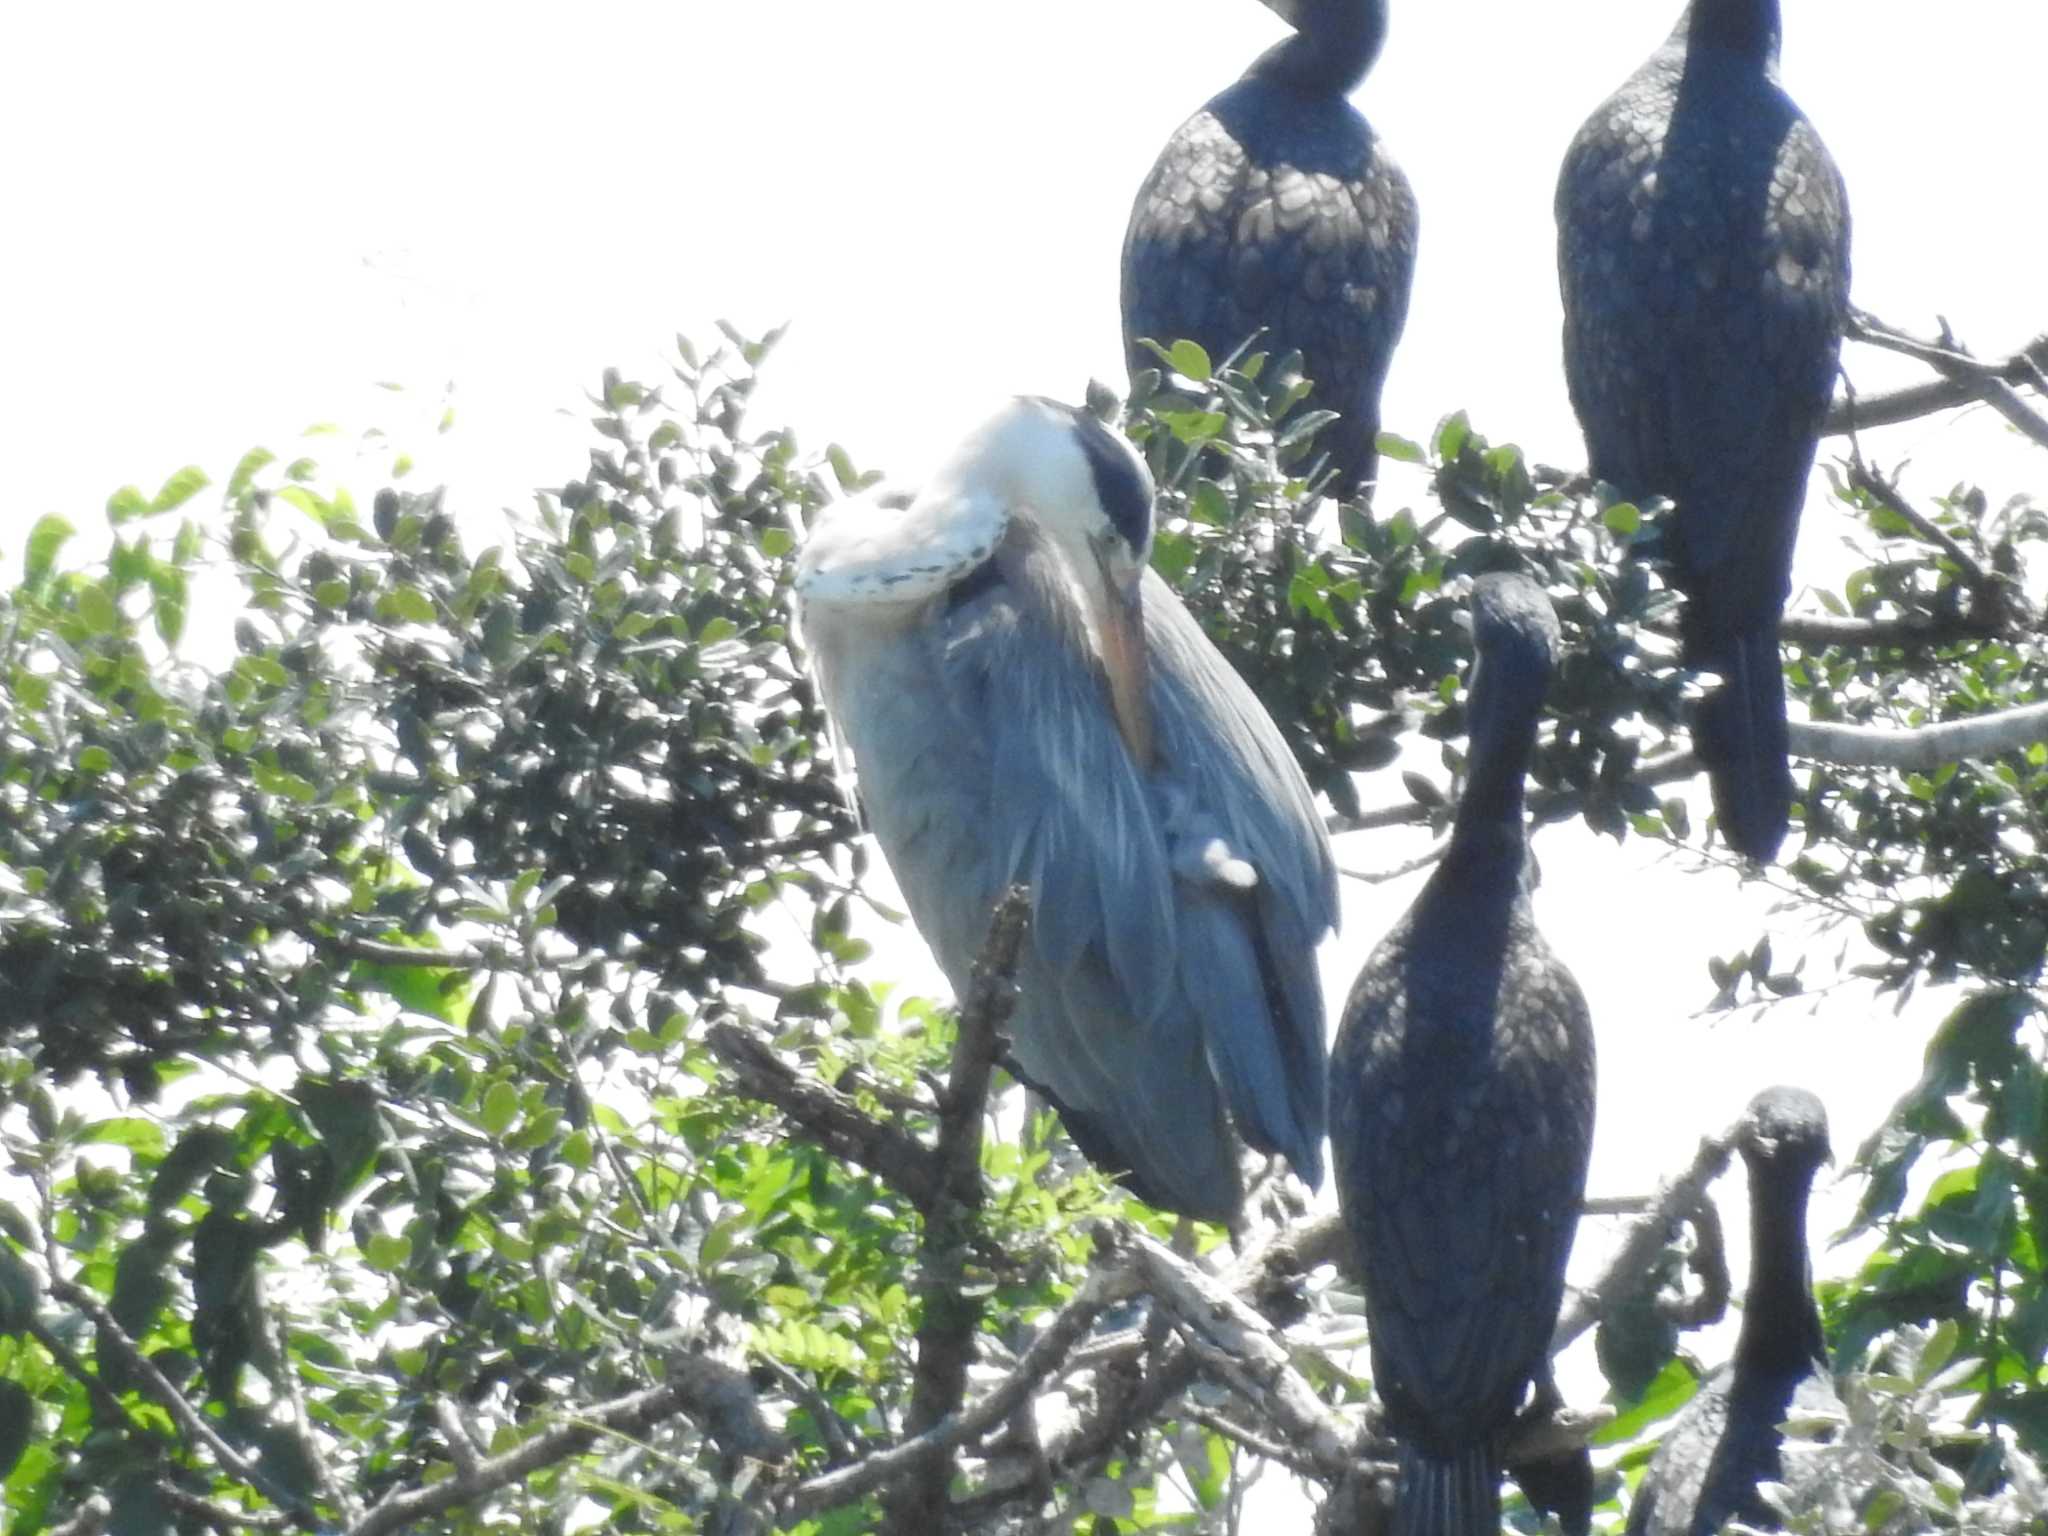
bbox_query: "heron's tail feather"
[1393,1445,1499,1536]
[1691,624,1791,862]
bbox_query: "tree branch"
[1845,460,2001,602]
[701,1020,941,1209]
[783,1249,1145,1520]
[1840,313,2048,452]
[1551,1121,1740,1353]
[1779,608,2011,649]
[47,1497,112,1536]
[1126,1233,1355,1483]
[349,1364,788,1536]
[1828,326,2048,438]
[884,886,1031,1534]
[1788,703,2048,771]
[47,1277,301,1515]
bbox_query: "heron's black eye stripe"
[1068,409,1155,556]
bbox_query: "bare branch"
[784,1251,1146,1520]
[1552,1121,1740,1353]
[884,886,1032,1534]
[1126,1233,1355,1482]
[155,1486,295,1532]
[1788,704,2048,771]
[1779,608,2012,649]
[1828,327,2048,438]
[702,1019,941,1208]
[432,1399,484,1480]
[47,1497,112,1536]
[350,1364,789,1536]
[48,1277,298,1513]
[1840,313,2048,451]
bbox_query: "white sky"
[5,0,2044,1509]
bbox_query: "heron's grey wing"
[933,592,1255,1214]
[1143,571,1338,1185]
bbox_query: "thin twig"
[1842,313,2048,452]
[350,1365,788,1536]
[1828,326,2048,437]
[1845,460,1999,601]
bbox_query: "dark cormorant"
[1330,573,1596,1535]
[1556,0,1850,861]
[1121,0,1417,498]
[1627,1085,1838,1534]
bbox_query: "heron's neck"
[1736,1167,1826,1370]
[1683,0,1780,65]
[1245,0,1385,95]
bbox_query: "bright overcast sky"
[5,1,2044,1474]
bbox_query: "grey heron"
[794,396,1337,1222]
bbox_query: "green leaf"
[1376,431,1425,466]
[77,745,113,775]
[1594,1355,1700,1445]
[106,485,150,525]
[227,446,275,499]
[24,513,75,580]
[151,465,209,514]
[379,585,436,624]
[76,582,120,635]
[1603,501,1642,536]
[1166,339,1212,382]
[480,1080,520,1136]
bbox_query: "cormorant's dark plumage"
[1122,0,1417,498]
[1627,1086,1838,1535]
[1556,0,1850,861]
[1331,573,1596,1536]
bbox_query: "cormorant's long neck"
[1736,1167,1826,1370]
[1246,0,1386,95]
[1450,657,1542,842]
[1683,0,1781,64]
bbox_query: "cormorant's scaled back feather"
[1122,0,1416,498]
[1557,0,1850,859]
[1332,573,1596,1534]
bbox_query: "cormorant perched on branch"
[1121,0,1416,499]
[1627,1085,1838,1535]
[1331,573,1596,1535]
[1556,0,1850,861]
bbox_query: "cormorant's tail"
[1690,624,1792,862]
[1393,1444,1499,1536]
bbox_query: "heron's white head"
[935,397,1158,765]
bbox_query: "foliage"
[0,325,2044,1532]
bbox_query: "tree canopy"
[3,321,2048,1533]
